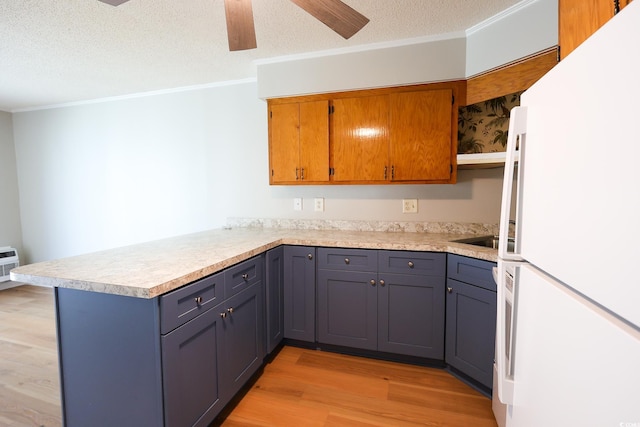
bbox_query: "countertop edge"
[11,230,498,299]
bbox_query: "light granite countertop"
[10,227,498,299]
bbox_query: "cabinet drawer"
[447,254,497,291]
[225,255,263,298]
[160,271,224,334]
[317,247,377,272]
[378,250,445,276]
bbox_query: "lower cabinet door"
[283,246,316,342]
[220,283,265,400]
[266,247,284,354]
[445,279,497,388]
[317,269,378,350]
[162,303,225,427]
[378,273,445,359]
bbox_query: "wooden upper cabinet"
[390,90,453,182]
[331,95,389,182]
[268,82,461,185]
[269,100,329,184]
[559,0,633,60]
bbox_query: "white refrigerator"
[493,2,640,426]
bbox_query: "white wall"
[0,111,23,256]
[466,0,558,77]
[12,81,505,263]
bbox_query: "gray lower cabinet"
[265,246,284,354]
[317,248,446,359]
[445,254,497,389]
[55,255,264,427]
[283,245,316,342]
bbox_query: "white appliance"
[0,246,20,283]
[492,2,640,426]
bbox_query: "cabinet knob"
[227,307,234,314]
[407,261,414,268]
[344,258,350,265]
[379,280,385,287]
[242,273,249,280]
[307,253,313,260]
[220,312,227,318]
[194,296,203,305]
[447,286,453,293]
[370,279,376,286]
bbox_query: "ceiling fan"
[97,0,370,52]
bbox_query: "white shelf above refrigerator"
[457,152,506,169]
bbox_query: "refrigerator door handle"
[499,106,527,261]
[496,260,516,405]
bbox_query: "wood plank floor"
[215,346,497,426]
[0,284,61,427]
[0,285,497,427]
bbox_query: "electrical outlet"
[402,199,418,213]
[293,198,303,211]
[314,198,325,212]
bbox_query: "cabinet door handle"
[195,296,203,305]
[370,279,376,286]
[307,253,313,260]
[242,273,249,280]
[220,312,227,318]
[301,168,305,180]
[295,168,299,180]
[384,166,388,180]
[447,286,453,293]
[344,258,350,265]
[379,280,385,287]
[227,307,234,314]
[407,261,414,268]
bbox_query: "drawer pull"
[220,312,227,318]
[344,258,350,265]
[242,273,249,280]
[379,279,385,287]
[447,287,453,293]
[408,261,414,268]
[195,296,203,305]
[370,279,376,286]
[227,307,234,314]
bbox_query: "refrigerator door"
[507,263,640,426]
[517,1,640,328]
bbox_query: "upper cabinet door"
[269,100,330,184]
[390,89,453,182]
[331,95,389,182]
[269,102,300,183]
[299,100,329,182]
[559,0,633,60]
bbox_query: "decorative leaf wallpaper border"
[457,91,522,154]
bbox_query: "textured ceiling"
[0,0,523,111]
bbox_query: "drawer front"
[317,247,377,272]
[225,255,263,298]
[447,254,497,291]
[160,271,224,334]
[378,250,445,276]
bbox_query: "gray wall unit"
[55,255,266,427]
[265,246,284,354]
[317,248,446,359]
[283,245,316,342]
[445,254,497,389]
[56,287,165,427]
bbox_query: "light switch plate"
[402,199,418,213]
[314,198,325,212]
[294,198,303,211]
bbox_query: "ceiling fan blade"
[97,0,130,5]
[289,0,369,39]
[224,0,257,51]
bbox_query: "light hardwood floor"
[0,285,497,427]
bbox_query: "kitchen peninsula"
[11,225,498,427]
